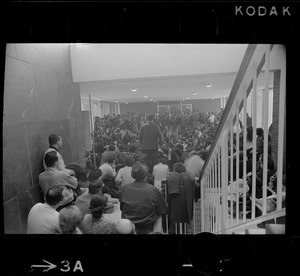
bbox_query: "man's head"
[44,151,59,168]
[147,114,155,122]
[124,156,135,167]
[49,134,62,148]
[173,162,186,173]
[128,144,137,153]
[131,161,148,181]
[88,180,103,195]
[45,186,63,207]
[88,168,102,182]
[105,156,116,166]
[115,219,136,234]
[108,144,115,151]
[158,151,167,163]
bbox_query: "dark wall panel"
[3,44,84,234]
[3,124,33,202]
[4,57,38,124]
[25,121,52,185]
[4,198,21,234]
[33,66,60,121]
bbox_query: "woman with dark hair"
[81,194,116,234]
[166,162,195,234]
[65,163,89,195]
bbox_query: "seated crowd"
[27,110,221,235]
[227,124,286,219]
[27,109,283,234]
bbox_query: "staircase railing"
[198,44,286,234]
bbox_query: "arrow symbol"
[31,259,57,272]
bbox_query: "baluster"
[242,85,248,222]
[276,46,286,210]
[251,61,258,219]
[262,45,270,215]
[230,115,234,226]
[201,178,205,232]
[235,101,240,224]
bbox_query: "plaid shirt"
[81,215,115,234]
[122,152,138,162]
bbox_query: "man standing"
[43,134,73,175]
[138,114,163,174]
[120,161,167,234]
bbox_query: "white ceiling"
[70,44,251,102]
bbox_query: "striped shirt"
[122,152,138,162]
[81,214,115,234]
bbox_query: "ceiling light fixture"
[150,99,153,101]
[206,83,212,88]
[132,88,137,92]
[193,92,197,96]
[144,95,148,98]
[186,97,190,100]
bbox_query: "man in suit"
[138,114,163,174]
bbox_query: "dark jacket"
[166,171,195,223]
[139,122,162,150]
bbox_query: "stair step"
[245,228,266,234]
[265,224,285,234]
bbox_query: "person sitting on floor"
[100,157,120,198]
[152,152,169,191]
[27,186,64,234]
[115,219,136,234]
[39,151,78,210]
[115,156,135,188]
[120,161,168,234]
[81,194,116,234]
[74,173,103,217]
[59,205,83,234]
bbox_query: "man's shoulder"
[75,192,90,202]
[44,148,55,154]
[39,168,59,177]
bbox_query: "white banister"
[196,44,286,234]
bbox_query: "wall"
[120,102,157,114]
[119,99,221,114]
[183,98,221,113]
[3,44,85,234]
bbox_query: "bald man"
[115,219,136,234]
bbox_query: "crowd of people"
[26,108,284,234]
[227,123,286,219]
[27,109,223,235]
[92,110,223,169]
